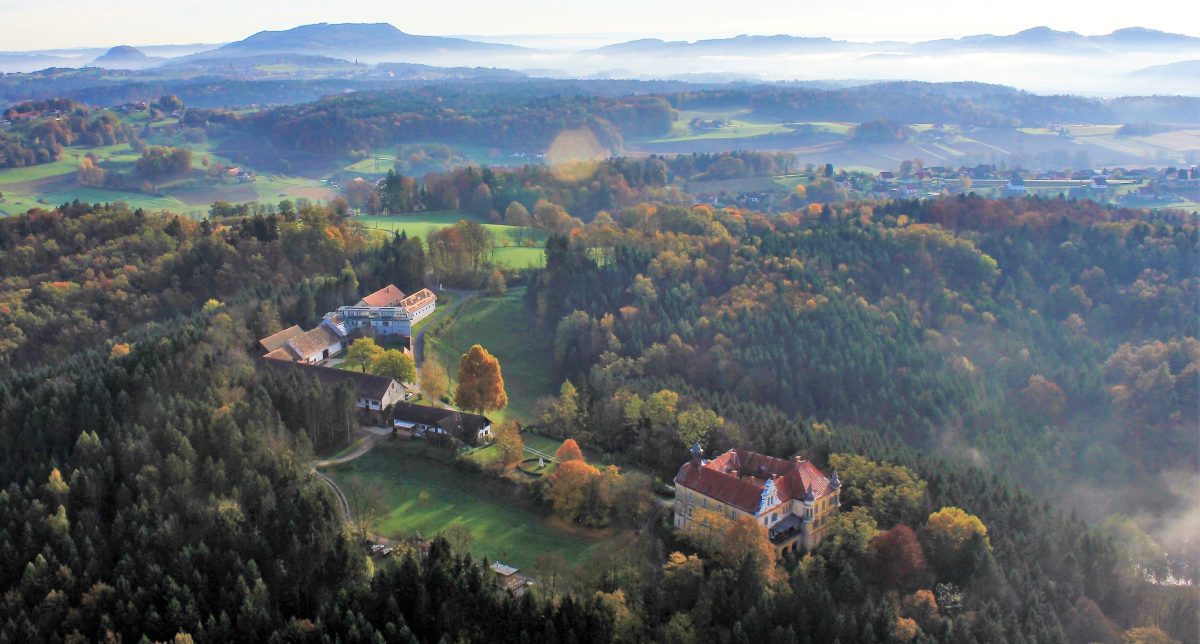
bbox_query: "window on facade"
[686,505,693,518]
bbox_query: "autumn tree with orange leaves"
[555,438,584,462]
[723,515,783,584]
[682,509,782,584]
[455,344,508,414]
[547,459,601,523]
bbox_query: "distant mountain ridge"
[590,34,848,55]
[1128,59,1200,79]
[590,26,1200,56]
[191,22,523,61]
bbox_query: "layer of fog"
[404,48,1200,97]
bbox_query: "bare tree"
[343,475,383,543]
[440,523,474,556]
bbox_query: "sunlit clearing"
[546,128,606,182]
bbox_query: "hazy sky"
[2,0,1198,50]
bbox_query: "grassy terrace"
[426,288,555,423]
[326,444,610,570]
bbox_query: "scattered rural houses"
[258,284,431,364]
[674,443,841,555]
[392,402,493,445]
[260,319,347,364]
[255,283,496,438]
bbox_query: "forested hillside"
[530,195,1196,514]
[235,87,675,161]
[0,189,1195,642]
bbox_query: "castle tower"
[801,483,816,550]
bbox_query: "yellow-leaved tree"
[493,420,524,466]
[923,506,991,582]
[371,348,415,383]
[344,337,384,373]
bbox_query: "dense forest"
[524,194,1198,639]
[0,186,1195,642]
[233,86,675,160]
[528,195,1196,516]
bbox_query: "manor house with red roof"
[674,443,841,554]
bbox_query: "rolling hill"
[190,22,524,61]
[90,45,164,70]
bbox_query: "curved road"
[313,431,383,524]
[314,468,352,522]
[317,288,478,528]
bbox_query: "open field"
[426,288,555,423]
[354,212,547,268]
[340,142,524,177]
[684,175,783,194]
[326,446,611,570]
[647,109,858,144]
[492,246,546,268]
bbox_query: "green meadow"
[326,447,610,570]
[426,288,555,424]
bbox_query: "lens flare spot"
[546,128,607,182]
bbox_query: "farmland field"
[326,446,611,570]
[0,137,336,217]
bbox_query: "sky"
[1,0,1198,51]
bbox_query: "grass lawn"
[467,432,565,471]
[493,246,546,268]
[427,288,555,424]
[327,446,611,570]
